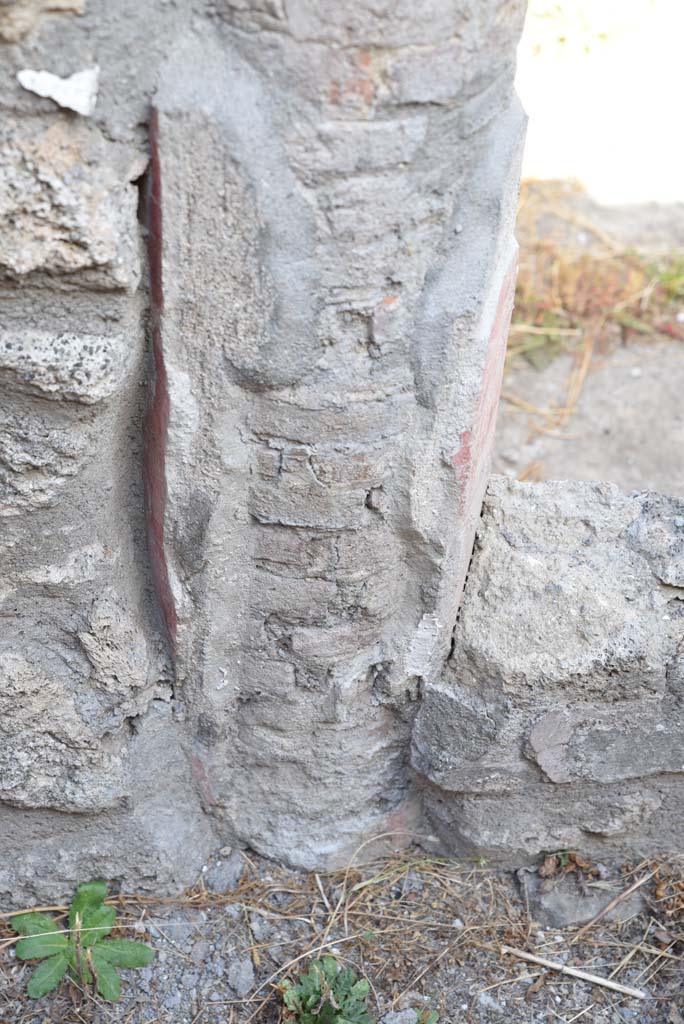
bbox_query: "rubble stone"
[414,477,684,862]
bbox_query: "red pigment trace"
[142,106,178,652]
[452,254,517,517]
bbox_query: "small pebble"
[478,991,505,1015]
[380,1011,418,1024]
[163,989,182,1011]
[205,850,245,893]
[228,957,255,998]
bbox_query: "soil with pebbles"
[1,849,683,1024]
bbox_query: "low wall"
[414,476,684,862]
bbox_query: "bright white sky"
[516,0,684,203]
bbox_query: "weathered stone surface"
[519,868,647,929]
[227,957,255,998]
[414,477,684,862]
[0,703,214,903]
[0,410,85,515]
[0,0,84,43]
[0,329,131,403]
[0,117,142,288]
[204,850,245,894]
[380,1012,418,1024]
[150,5,524,868]
[0,0,526,901]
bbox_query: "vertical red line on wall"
[143,106,178,653]
[451,253,518,517]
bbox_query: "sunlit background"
[517,0,684,203]
[494,0,684,497]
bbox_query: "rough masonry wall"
[0,10,214,902]
[152,7,525,867]
[3,0,683,896]
[414,477,684,863]
[0,0,526,902]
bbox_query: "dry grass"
[507,180,684,433]
[3,849,684,1023]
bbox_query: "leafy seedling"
[9,880,155,1001]
[281,956,374,1024]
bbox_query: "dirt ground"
[504,1,684,496]
[2,849,684,1024]
[494,335,684,496]
[495,182,684,498]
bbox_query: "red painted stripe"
[142,106,178,652]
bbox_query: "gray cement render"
[152,12,524,869]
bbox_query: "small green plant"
[9,880,154,1001]
[281,956,373,1024]
[281,957,437,1024]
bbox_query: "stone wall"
[414,477,684,863]
[5,0,681,907]
[0,0,527,902]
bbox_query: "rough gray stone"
[380,1012,418,1024]
[477,991,506,1016]
[0,116,142,289]
[0,0,84,43]
[204,851,245,893]
[414,476,684,862]
[227,956,255,998]
[0,330,131,404]
[0,411,85,516]
[519,869,647,929]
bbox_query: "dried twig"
[572,872,655,944]
[501,945,647,1000]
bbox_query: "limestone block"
[0,647,127,812]
[0,704,214,905]
[0,411,85,516]
[0,329,131,403]
[0,117,142,289]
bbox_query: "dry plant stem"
[391,937,460,1008]
[501,390,549,415]
[556,325,596,427]
[606,919,653,982]
[0,904,68,919]
[509,325,582,336]
[572,873,655,944]
[564,1005,596,1024]
[314,874,332,914]
[501,946,647,1000]
[321,831,424,945]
